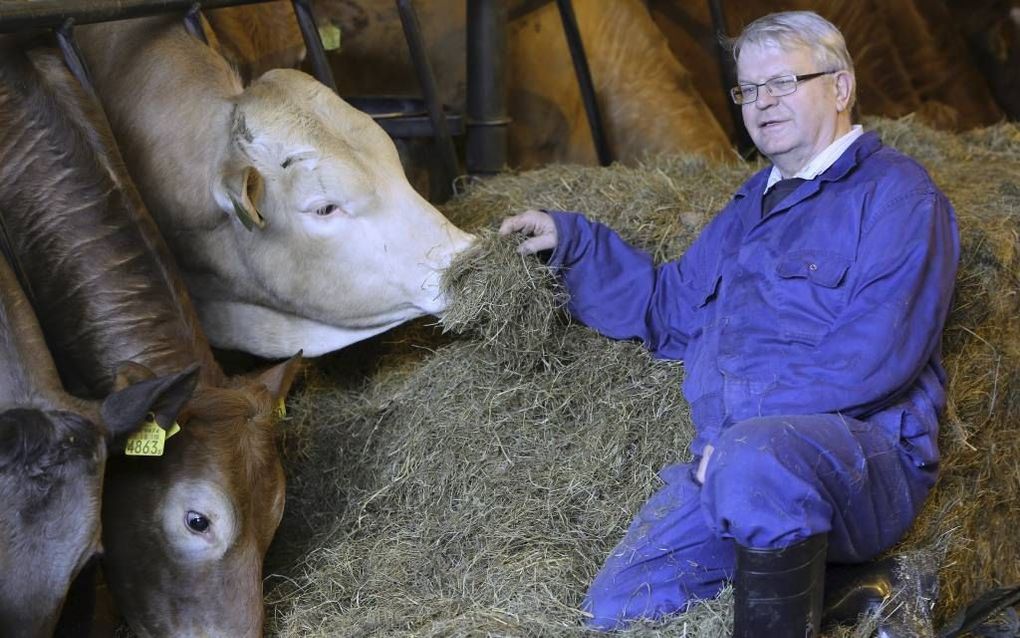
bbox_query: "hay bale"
[265,117,1020,637]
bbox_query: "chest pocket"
[774,250,853,345]
[776,250,851,287]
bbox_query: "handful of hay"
[437,230,569,370]
[265,117,1020,637]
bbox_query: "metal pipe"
[466,0,508,175]
[0,0,278,33]
[706,0,754,156]
[396,0,459,202]
[54,19,97,102]
[554,0,612,166]
[291,0,337,93]
[182,3,208,44]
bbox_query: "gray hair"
[731,11,856,109]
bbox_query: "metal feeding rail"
[0,0,617,195]
[0,0,464,200]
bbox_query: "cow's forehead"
[238,102,390,169]
[242,70,377,136]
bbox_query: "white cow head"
[198,69,474,357]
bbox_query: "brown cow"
[0,251,198,638]
[315,0,734,167]
[204,1,305,83]
[208,0,1010,167]
[0,39,301,637]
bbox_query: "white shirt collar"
[764,124,864,193]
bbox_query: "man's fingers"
[498,216,522,236]
[518,235,556,255]
[499,210,547,236]
[501,210,556,254]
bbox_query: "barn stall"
[256,116,1020,637]
[0,0,1018,637]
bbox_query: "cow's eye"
[185,511,210,533]
[315,204,339,217]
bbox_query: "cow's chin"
[194,299,424,358]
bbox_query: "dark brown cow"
[0,39,301,637]
[0,243,197,637]
[909,0,1006,127]
[942,0,1020,120]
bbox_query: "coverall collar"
[734,131,884,232]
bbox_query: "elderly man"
[500,10,959,637]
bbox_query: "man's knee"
[702,417,835,547]
[706,417,793,488]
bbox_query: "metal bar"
[466,0,508,175]
[0,0,278,33]
[182,3,208,44]
[554,0,612,166]
[707,0,755,156]
[396,0,459,202]
[54,19,98,102]
[291,0,337,93]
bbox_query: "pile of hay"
[264,117,1020,637]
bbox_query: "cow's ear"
[215,166,266,231]
[100,364,200,439]
[256,351,303,414]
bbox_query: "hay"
[265,117,1020,637]
[437,230,569,370]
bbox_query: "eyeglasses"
[730,71,838,105]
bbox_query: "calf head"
[0,408,103,637]
[99,355,301,638]
[199,69,475,357]
[0,368,198,638]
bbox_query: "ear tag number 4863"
[125,416,181,457]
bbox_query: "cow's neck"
[0,41,226,394]
[78,19,241,234]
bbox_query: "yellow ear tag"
[125,417,167,457]
[165,422,182,440]
[274,399,287,419]
[319,23,341,51]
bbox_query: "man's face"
[737,42,847,175]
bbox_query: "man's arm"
[501,209,723,360]
[725,187,959,421]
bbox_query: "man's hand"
[499,209,558,255]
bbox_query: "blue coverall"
[544,132,960,629]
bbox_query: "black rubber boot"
[823,555,938,638]
[732,533,827,638]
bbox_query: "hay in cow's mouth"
[263,115,1020,638]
